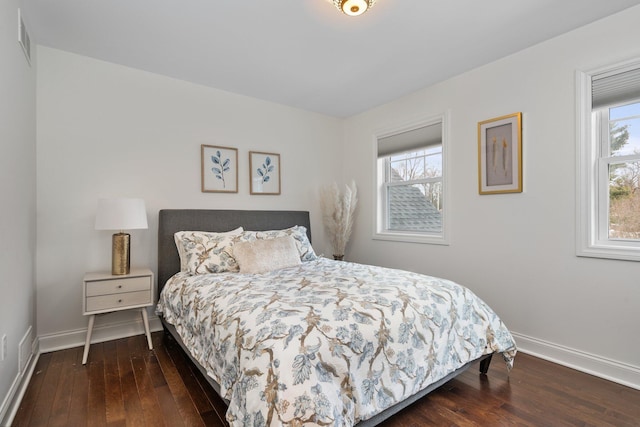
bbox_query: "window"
[374,115,449,244]
[577,60,640,261]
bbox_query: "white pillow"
[238,226,317,262]
[174,227,243,274]
[233,236,301,274]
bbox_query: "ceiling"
[22,0,640,118]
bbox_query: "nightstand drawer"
[85,290,151,312]
[86,276,151,297]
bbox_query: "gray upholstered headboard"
[157,209,312,291]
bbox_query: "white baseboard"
[0,343,39,427]
[512,332,640,390]
[38,314,163,354]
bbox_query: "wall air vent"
[19,326,33,374]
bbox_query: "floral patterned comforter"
[157,258,516,426]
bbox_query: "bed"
[156,209,516,426]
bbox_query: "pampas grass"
[319,181,357,258]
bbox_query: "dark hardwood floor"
[11,331,640,426]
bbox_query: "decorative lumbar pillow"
[174,227,244,274]
[233,235,302,274]
[238,226,317,262]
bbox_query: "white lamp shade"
[95,198,148,231]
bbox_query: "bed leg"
[479,354,493,374]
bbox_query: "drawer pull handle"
[118,299,123,303]
[117,285,122,289]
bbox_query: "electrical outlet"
[1,334,6,361]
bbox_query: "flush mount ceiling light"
[333,0,376,17]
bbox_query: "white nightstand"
[82,268,154,365]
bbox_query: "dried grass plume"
[319,181,358,258]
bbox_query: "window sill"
[373,231,449,246]
[577,243,640,262]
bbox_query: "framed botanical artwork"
[477,112,522,195]
[249,151,281,195]
[201,145,238,193]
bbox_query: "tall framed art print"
[478,112,522,195]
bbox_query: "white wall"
[0,1,37,423]
[343,6,640,387]
[36,47,343,348]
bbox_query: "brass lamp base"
[112,232,131,275]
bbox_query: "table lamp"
[95,198,148,275]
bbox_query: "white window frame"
[373,113,450,245]
[576,59,640,261]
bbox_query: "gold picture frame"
[478,112,522,195]
[249,151,281,195]
[201,145,238,193]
